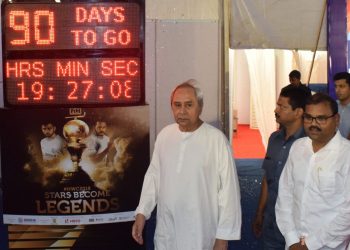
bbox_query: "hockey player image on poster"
[1,106,149,225]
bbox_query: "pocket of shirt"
[318,172,336,194]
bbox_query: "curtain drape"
[245,49,277,148]
[231,49,327,149]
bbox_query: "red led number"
[65,80,134,101]
[67,80,94,100]
[82,80,93,99]
[9,11,29,45]
[110,80,132,99]
[15,79,135,102]
[34,11,55,45]
[31,82,44,100]
[9,10,55,46]
[17,81,44,101]
[17,82,29,100]
[67,81,78,100]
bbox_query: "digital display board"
[2,1,144,106]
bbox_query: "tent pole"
[307,0,327,85]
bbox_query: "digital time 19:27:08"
[6,58,140,103]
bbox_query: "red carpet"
[232,124,266,159]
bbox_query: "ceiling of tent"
[230,0,327,50]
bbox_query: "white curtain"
[230,49,327,149]
[245,49,277,148]
[297,51,328,84]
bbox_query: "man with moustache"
[40,122,66,162]
[132,79,241,250]
[252,87,308,249]
[276,93,350,250]
[333,72,350,139]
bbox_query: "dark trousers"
[262,213,285,250]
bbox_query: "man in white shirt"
[276,93,350,250]
[40,122,65,162]
[132,79,241,250]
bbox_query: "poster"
[1,106,149,226]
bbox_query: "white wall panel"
[146,0,219,20]
[154,20,220,133]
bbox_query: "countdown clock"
[2,0,145,107]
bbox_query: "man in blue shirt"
[252,86,309,249]
[333,72,350,139]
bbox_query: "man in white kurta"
[132,80,241,250]
[276,93,350,250]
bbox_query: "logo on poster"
[69,108,83,116]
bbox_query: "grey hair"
[170,79,204,107]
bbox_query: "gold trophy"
[60,119,93,186]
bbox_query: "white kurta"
[276,131,350,250]
[40,134,65,161]
[136,123,241,250]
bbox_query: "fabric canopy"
[230,0,327,50]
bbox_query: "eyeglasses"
[303,113,336,125]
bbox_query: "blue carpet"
[229,159,263,249]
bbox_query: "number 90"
[9,10,55,45]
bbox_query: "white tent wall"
[146,0,219,20]
[230,0,327,50]
[146,0,226,150]
[146,20,221,145]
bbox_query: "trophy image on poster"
[60,118,94,186]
